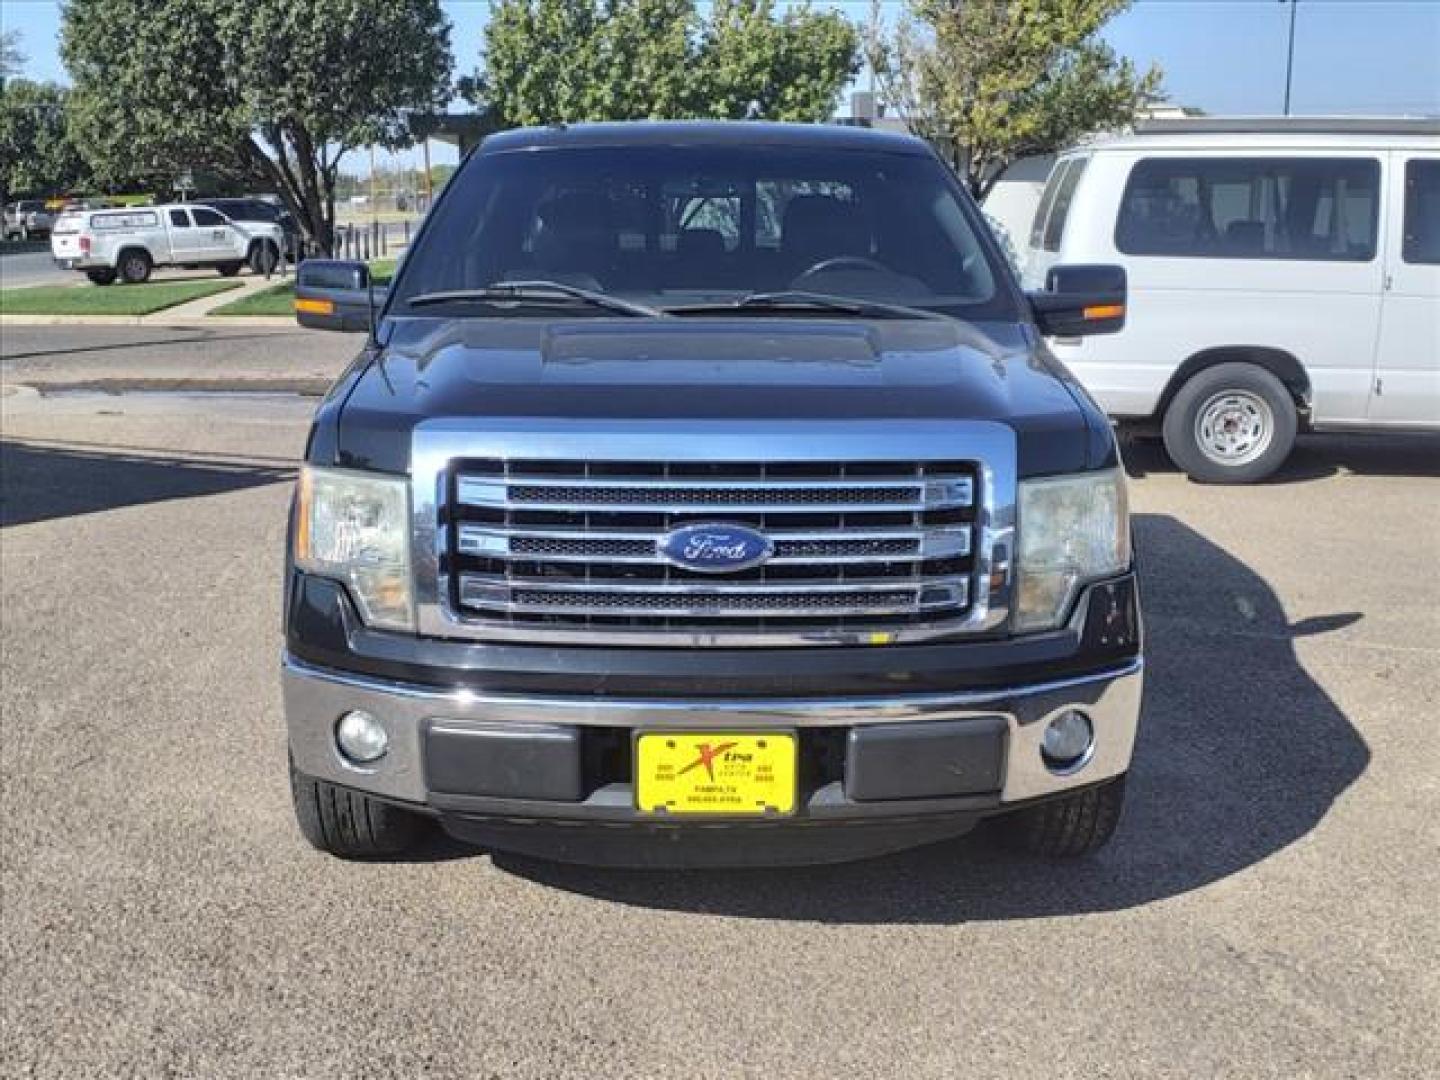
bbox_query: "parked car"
[1024,117,1440,482]
[50,203,286,284]
[282,121,1143,867]
[3,200,56,240]
[196,196,299,265]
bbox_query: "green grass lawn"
[0,280,242,316]
[210,259,397,318]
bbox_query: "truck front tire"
[1000,774,1127,857]
[289,758,430,859]
[118,249,152,285]
[1162,362,1297,484]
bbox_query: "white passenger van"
[1024,118,1439,482]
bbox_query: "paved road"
[2,347,1438,1077]
[0,249,70,289]
[2,324,357,393]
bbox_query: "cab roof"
[478,120,933,156]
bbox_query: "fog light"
[1042,710,1094,771]
[336,710,388,764]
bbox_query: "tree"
[467,0,860,127]
[865,0,1162,199]
[62,0,452,253]
[0,80,91,201]
[1,29,24,84]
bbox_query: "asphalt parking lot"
[1,331,1437,1078]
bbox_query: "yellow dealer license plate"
[635,732,797,816]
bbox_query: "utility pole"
[1282,0,1299,116]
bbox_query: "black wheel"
[289,758,429,859]
[218,261,243,277]
[249,241,279,276]
[1162,362,1297,484]
[118,248,152,284]
[1000,775,1127,857]
[86,268,118,286]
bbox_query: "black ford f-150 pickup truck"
[284,121,1141,867]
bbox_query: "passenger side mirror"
[1028,264,1127,338]
[295,259,383,333]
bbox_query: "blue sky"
[3,0,1438,169]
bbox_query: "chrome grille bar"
[459,574,967,618]
[456,525,972,563]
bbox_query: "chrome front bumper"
[283,653,1143,817]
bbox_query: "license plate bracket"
[634,731,798,817]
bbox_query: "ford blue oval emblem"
[657,523,774,574]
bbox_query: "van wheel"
[217,261,243,277]
[1000,775,1127,857]
[86,268,118,286]
[118,249,152,284]
[289,758,429,859]
[249,241,279,276]
[1162,362,1297,484]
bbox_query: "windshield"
[391,144,1011,319]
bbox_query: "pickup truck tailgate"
[50,215,85,258]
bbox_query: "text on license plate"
[635,732,797,816]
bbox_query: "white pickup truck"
[50,203,286,285]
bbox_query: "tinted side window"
[1116,157,1380,261]
[169,209,190,227]
[1041,156,1088,252]
[1403,159,1440,265]
[191,208,225,227]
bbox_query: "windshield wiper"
[666,290,948,321]
[405,280,664,318]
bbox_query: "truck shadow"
[0,439,293,527]
[1123,431,1440,483]
[494,513,1370,924]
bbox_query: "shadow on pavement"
[1123,431,1440,482]
[0,439,293,527]
[494,513,1370,923]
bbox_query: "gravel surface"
[1,359,1437,1078]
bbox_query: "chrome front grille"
[411,420,1017,647]
[444,459,975,635]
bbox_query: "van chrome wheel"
[1195,390,1274,466]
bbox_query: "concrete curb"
[0,313,296,328]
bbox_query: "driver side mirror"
[295,259,383,332]
[1028,264,1127,337]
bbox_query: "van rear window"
[1115,157,1380,261]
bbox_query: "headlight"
[294,466,414,631]
[1015,467,1130,632]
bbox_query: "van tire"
[117,248,152,285]
[1162,362,1297,484]
[289,758,429,859]
[86,268,118,286]
[1000,775,1127,857]
[218,261,243,277]
[249,241,279,276]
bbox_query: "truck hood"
[327,316,1113,477]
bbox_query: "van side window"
[169,209,190,228]
[1041,157,1088,252]
[1115,157,1380,261]
[1403,159,1440,265]
[1029,159,1071,250]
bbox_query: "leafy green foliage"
[62,0,452,253]
[0,80,91,200]
[866,0,1163,197]
[1,29,25,81]
[468,0,860,126]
